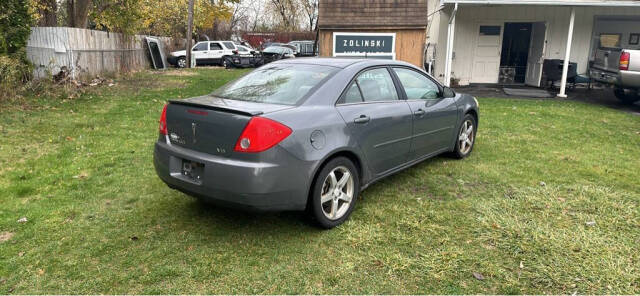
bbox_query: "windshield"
[211,64,338,105]
[264,47,283,53]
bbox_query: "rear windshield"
[223,42,236,50]
[599,33,621,49]
[211,64,338,105]
[264,47,284,54]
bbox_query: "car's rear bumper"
[590,67,619,85]
[153,140,310,211]
[590,67,640,89]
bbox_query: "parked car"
[234,45,255,56]
[590,48,640,104]
[261,46,295,63]
[224,46,264,69]
[153,58,479,228]
[167,41,238,68]
[288,40,316,57]
[260,42,283,51]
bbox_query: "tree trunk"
[186,0,195,68]
[67,0,91,28]
[37,0,58,26]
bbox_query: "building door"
[471,24,503,84]
[500,23,532,84]
[525,22,547,87]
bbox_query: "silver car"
[153,58,479,228]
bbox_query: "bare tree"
[301,0,317,31]
[268,0,300,30]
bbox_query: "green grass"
[1,68,639,294]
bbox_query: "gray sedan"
[153,58,479,228]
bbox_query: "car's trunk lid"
[166,95,293,156]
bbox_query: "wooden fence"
[26,27,184,79]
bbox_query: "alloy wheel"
[458,119,475,155]
[320,166,354,220]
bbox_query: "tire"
[176,57,186,68]
[613,88,640,104]
[452,114,477,159]
[309,157,360,229]
[221,56,229,68]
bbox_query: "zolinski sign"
[333,32,396,60]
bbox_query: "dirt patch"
[158,70,198,76]
[0,231,15,243]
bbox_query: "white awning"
[441,0,640,6]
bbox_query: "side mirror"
[442,86,456,98]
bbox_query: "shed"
[317,0,429,67]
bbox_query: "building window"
[479,26,501,36]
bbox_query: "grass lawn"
[1,68,639,294]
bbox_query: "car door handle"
[202,51,208,54]
[353,115,370,124]
[414,109,426,116]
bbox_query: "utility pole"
[185,0,195,68]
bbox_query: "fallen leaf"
[0,232,14,243]
[18,252,24,257]
[130,236,139,241]
[519,261,524,269]
[540,181,546,187]
[72,172,88,179]
[585,221,596,226]
[65,136,74,141]
[472,272,485,280]
[37,269,44,275]
[17,217,28,223]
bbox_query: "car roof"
[271,58,415,69]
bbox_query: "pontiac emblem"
[192,123,197,144]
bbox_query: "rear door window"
[355,68,399,102]
[341,82,364,104]
[193,42,208,51]
[210,42,223,50]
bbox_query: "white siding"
[430,5,640,85]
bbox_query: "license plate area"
[169,156,204,185]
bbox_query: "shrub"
[0,50,33,88]
[0,0,33,98]
[0,0,32,55]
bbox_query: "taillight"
[158,104,168,135]
[234,117,292,153]
[620,51,630,71]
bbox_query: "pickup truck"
[590,48,640,104]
